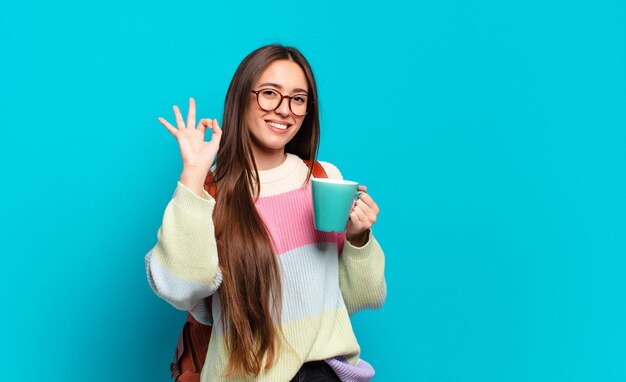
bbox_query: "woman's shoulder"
[315,159,343,180]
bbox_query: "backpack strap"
[203,172,217,199]
[303,159,328,179]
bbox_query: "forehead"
[255,60,308,92]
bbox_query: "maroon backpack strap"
[303,159,328,179]
[200,171,216,328]
[203,171,217,199]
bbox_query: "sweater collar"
[257,153,300,184]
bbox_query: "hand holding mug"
[346,185,380,246]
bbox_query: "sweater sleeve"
[144,181,222,325]
[339,231,387,315]
[318,161,388,315]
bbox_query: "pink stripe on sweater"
[255,183,343,255]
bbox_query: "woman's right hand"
[158,97,222,174]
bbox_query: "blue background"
[1,0,625,381]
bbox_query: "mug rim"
[311,178,358,186]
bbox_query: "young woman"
[145,44,387,382]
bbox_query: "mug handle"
[346,190,366,224]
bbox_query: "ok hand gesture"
[158,97,222,173]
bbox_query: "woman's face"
[246,59,308,155]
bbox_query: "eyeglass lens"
[256,89,308,116]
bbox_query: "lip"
[264,120,292,134]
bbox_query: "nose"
[275,95,291,117]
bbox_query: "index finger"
[186,97,196,129]
[158,117,178,137]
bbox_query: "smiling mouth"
[265,120,292,131]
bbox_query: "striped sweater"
[145,153,387,382]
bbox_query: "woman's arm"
[339,231,387,315]
[319,161,388,315]
[144,180,222,324]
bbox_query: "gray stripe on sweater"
[210,241,345,335]
[145,248,222,317]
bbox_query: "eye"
[261,89,278,98]
[292,95,307,104]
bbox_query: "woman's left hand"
[346,185,380,247]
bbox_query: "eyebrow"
[258,82,309,94]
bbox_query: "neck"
[252,146,288,171]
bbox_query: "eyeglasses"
[250,88,310,117]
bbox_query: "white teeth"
[267,121,289,130]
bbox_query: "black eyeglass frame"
[250,88,312,117]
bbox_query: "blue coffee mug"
[311,178,364,232]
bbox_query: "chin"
[264,137,295,150]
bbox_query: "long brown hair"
[211,44,320,377]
